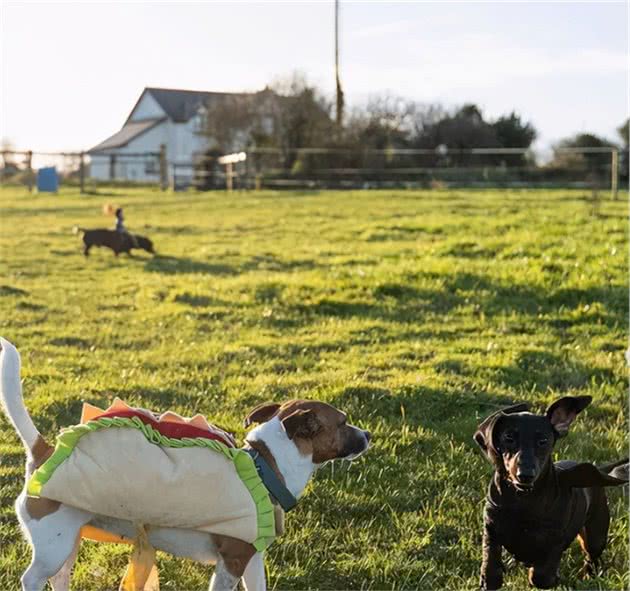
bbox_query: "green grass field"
[0,186,627,590]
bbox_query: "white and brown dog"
[0,337,371,591]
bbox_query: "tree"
[413,104,500,166]
[268,73,335,170]
[419,104,498,149]
[553,133,616,176]
[0,137,20,176]
[492,112,537,148]
[617,119,629,147]
[344,95,417,150]
[492,112,537,165]
[202,94,256,152]
[617,119,629,184]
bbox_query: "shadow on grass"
[248,271,626,335]
[291,290,462,324]
[0,285,28,296]
[442,272,627,325]
[49,336,92,349]
[144,255,238,276]
[141,224,207,236]
[173,293,216,307]
[497,350,617,393]
[241,253,317,272]
[331,383,513,427]
[441,241,505,259]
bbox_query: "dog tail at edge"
[0,337,40,454]
[598,457,629,473]
[72,226,86,235]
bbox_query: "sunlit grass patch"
[0,186,627,590]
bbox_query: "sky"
[1,1,628,153]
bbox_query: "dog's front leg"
[480,520,504,590]
[242,552,266,591]
[209,557,240,591]
[528,551,562,589]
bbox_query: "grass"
[0,186,627,590]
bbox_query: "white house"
[88,87,270,183]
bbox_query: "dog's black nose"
[364,430,372,442]
[517,469,536,483]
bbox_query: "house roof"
[88,118,166,153]
[126,87,259,125]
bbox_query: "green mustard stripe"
[27,416,276,550]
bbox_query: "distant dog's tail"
[0,338,41,455]
[72,226,86,235]
[599,458,629,482]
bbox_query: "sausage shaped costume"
[27,399,278,552]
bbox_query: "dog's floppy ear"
[281,408,322,440]
[474,403,529,458]
[557,462,628,488]
[243,402,281,427]
[545,396,592,438]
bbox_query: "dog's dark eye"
[503,433,516,443]
[537,438,549,447]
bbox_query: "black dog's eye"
[537,438,549,447]
[503,433,516,443]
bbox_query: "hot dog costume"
[27,399,283,589]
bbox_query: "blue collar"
[245,447,298,512]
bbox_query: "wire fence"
[1,145,626,197]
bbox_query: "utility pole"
[335,0,344,129]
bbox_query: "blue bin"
[37,167,59,192]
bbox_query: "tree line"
[199,73,628,180]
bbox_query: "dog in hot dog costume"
[2,337,372,591]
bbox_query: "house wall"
[90,121,169,181]
[129,92,165,121]
[89,118,209,182]
[170,119,208,162]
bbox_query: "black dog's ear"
[281,408,322,440]
[243,402,281,427]
[557,462,628,488]
[545,396,592,438]
[474,403,529,456]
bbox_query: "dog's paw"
[528,567,559,589]
[480,572,503,590]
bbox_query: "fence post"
[226,162,233,192]
[79,152,85,194]
[611,148,619,200]
[109,154,116,181]
[26,150,33,192]
[159,144,168,191]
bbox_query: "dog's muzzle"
[342,427,371,460]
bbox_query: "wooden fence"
[0,145,624,197]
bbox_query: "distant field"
[0,186,627,590]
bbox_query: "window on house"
[145,158,158,175]
[194,107,207,133]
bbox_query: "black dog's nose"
[364,430,372,442]
[517,469,536,483]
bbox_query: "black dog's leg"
[528,551,562,589]
[578,489,610,576]
[480,521,504,590]
[83,244,91,257]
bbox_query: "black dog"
[73,228,155,257]
[474,396,627,589]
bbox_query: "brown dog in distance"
[74,227,155,257]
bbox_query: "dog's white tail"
[72,226,85,235]
[0,337,40,453]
